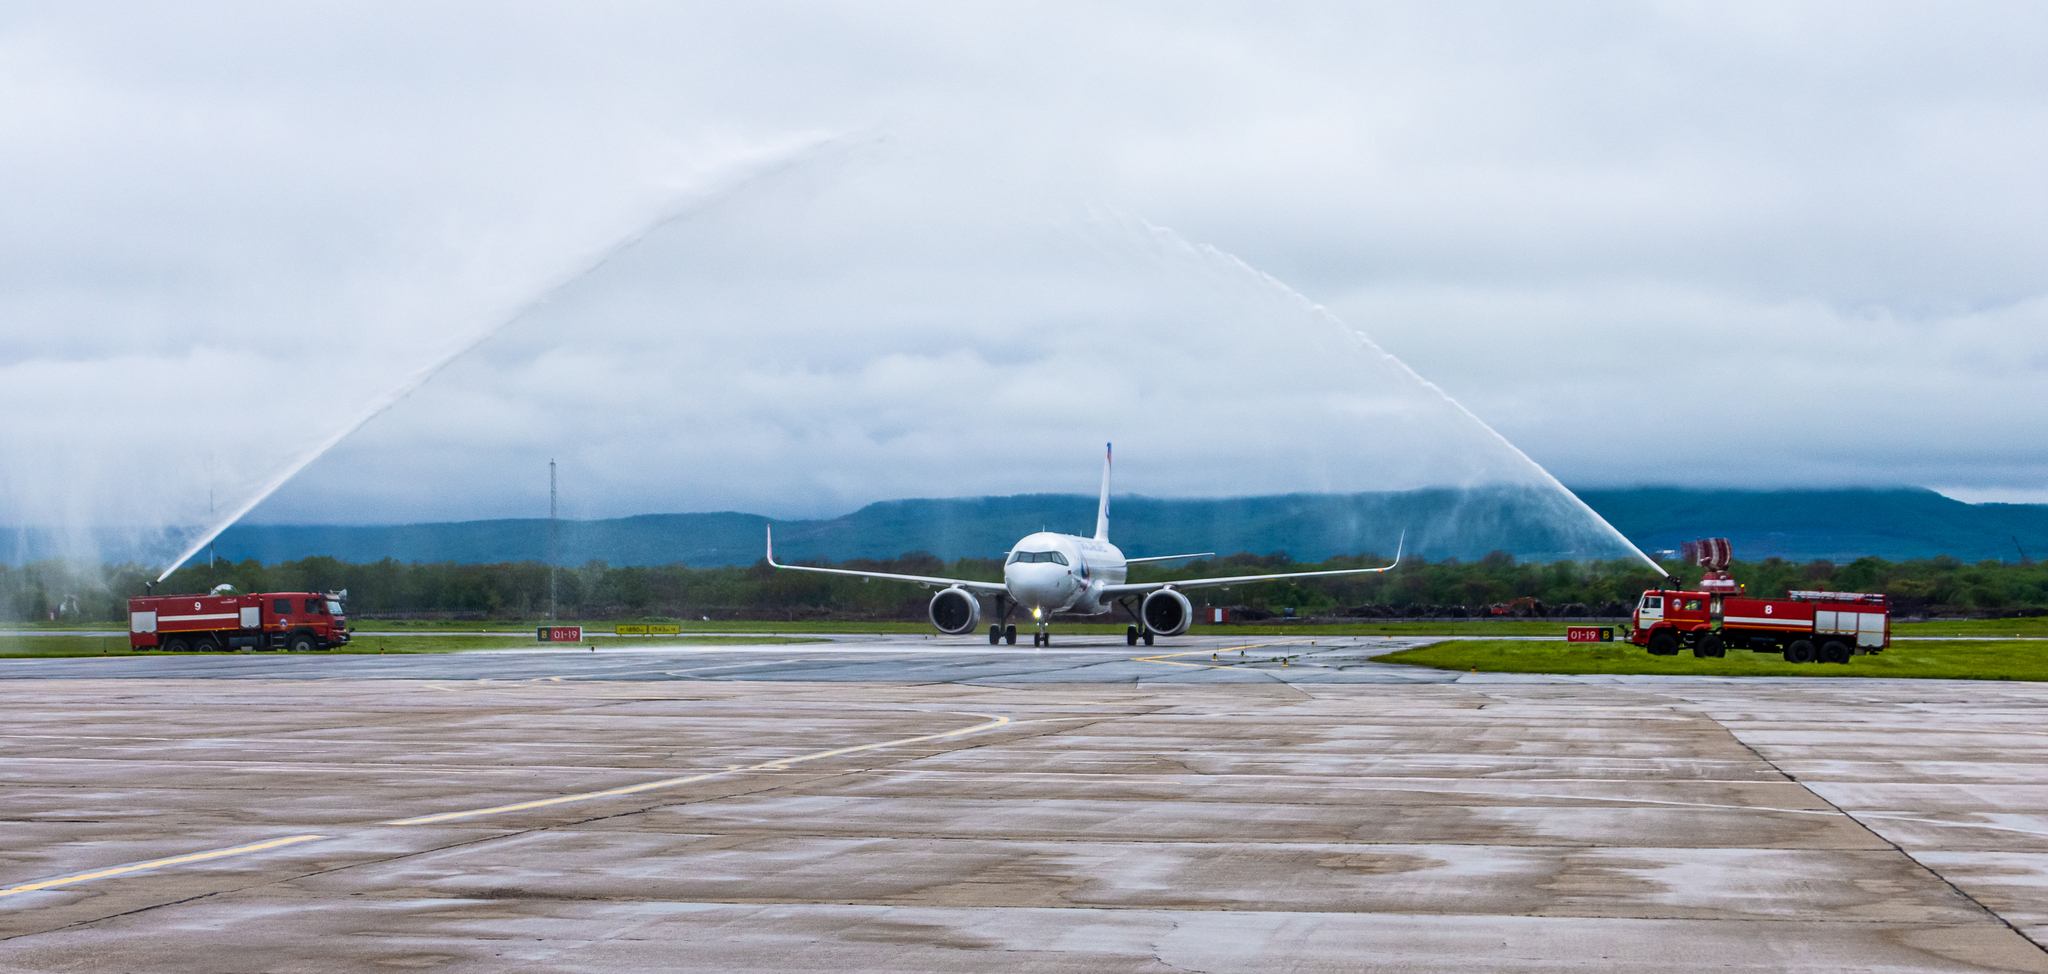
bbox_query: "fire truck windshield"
[325,599,343,616]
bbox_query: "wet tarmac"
[3,635,2046,971]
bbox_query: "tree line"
[7,550,2046,623]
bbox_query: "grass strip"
[349,619,1603,636]
[1378,638,2048,681]
[0,633,823,658]
[1893,618,2048,638]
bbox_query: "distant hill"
[182,486,2048,568]
[1573,488,2046,563]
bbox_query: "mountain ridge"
[172,486,2048,567]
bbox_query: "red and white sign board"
[1566,626,1614,643]
[537,626,583,643]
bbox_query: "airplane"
[766,444,1402,647]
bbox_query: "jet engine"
[1141,588,1193,637]
[928,587,982,635]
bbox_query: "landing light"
[1032,607,1043,620]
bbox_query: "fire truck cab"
[128,590,351,652]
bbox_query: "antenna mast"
[548,459,558,621]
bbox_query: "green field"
[0,619,1581,657]
[1894,617,2048,638]
[0,622,124,632]
[1379,638,2048,681]
[360,619,1596,636]
[0,633,823,658]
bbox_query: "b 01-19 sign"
[536,626,583,643]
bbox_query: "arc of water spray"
[158,133,850,581]
[1142,220,1665,574]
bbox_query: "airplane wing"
[764,525,1010,592]
[1124,552,1215,564]
[1099,535,1402,595]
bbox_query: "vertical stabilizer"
[1095,443,1112,541]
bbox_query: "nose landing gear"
[1013,600,1047,647]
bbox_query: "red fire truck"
[1630,587,1890,664]
[128,590,351,652]
[1629,538,1889,664]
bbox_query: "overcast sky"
[5,2,2047,554]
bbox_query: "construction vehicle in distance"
[1629,538,1889,665]
[129,588,351,652]
[1487,596,1546,617]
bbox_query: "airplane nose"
[1005,564,1067,604]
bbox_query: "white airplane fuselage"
[1001,531,1129,617]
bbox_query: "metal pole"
[549,459,558,622]
[207,454,216,582]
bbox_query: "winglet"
[1390,531,1405,568]
[1094,442,1112,541]
[765,523,779,567]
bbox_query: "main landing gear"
[988,595,1020,645]
[1117,597,1154,647]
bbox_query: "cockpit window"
[1008,550,1069,565]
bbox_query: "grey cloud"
[3,2,2045,565]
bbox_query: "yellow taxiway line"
[384,711,1013,825]
[0,834,326,898]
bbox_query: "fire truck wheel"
[1820,640,1851,664]
[163,636,191,653]
[191,635,221,653]
[1694,634,1725,658]
[1646,631,1679,656]
[288,633,318,654]
[1785,639,1817,664]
